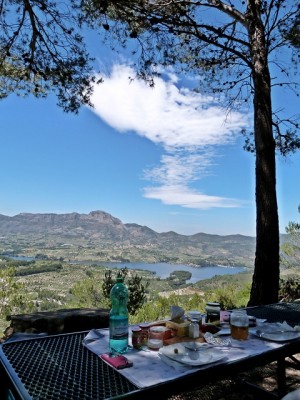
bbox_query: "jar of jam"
[205,302,221,325]
[139,323,149,346]
[131,327,142,349]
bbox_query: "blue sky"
[1,34,299,237]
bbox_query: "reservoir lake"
[98,262,247,284]
[9,256,247,284]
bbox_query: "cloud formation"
[91,63,249,209]
[144,185,244,209]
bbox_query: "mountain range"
[0,210,256,267]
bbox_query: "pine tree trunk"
[247,1,280,305]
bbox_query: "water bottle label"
[110,318,128,339]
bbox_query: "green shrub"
[279,277,300,302]
[70,278,102,308]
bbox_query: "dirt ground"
[159,287,205,298]
[167,354,300,400]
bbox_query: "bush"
[70,278,102,308]
[279,277,300,302]
[0,267,33,321]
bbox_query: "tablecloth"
[82,324,294,389]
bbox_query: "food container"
[189,319,200,339]
[148,326,167,350]
[139,323,149,346]
[165,320,190,337]
[221,311,231,323]
[131,327,142,349]
[230,309,249,340]
[205,302,221,325]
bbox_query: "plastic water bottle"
[109,276,129,354]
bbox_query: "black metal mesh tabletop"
[246,302,300,325]
[0,331,138,400]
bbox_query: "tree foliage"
[286,204,300,234]
[102,267,150,315]
[0,0,100,112]
[81,0,300,305]
[279,277,300,302]
[82,0,300,152]
[70,277,102,308]
[281,204,300,267]
[284,11,300,48]
[0,267,30,319]
[129,283,251,324]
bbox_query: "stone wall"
[2,308,110,341]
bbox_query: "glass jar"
[131,327,142,349]
[139,323,149,346]
[205,302,221,324]
[230,309,249,340]
[148,326,165,350]
[189,319,200,339]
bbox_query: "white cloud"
[143,152,214,185]
[142,152,247,209]
[143,185,245,209]
[91,63,250,209]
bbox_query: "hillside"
[0,210,256,267]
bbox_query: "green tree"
[82,0,300,305]
[281,204,300,268]
[102,268,149,315]
[0,0,99,112]
[127,274,149,315]
[0,267,30,319]
[286,204,300,234]
[101,268,130,303]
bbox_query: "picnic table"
[1,302,300,400]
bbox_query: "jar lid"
[131,327,142,332]
[188,310,201,316]
[139,323,150,329]
[150,326,167,333]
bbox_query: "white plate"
[159,343,227,366]
[254,330,300,342]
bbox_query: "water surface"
[7,256,246,284]
[99,262,246,283]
